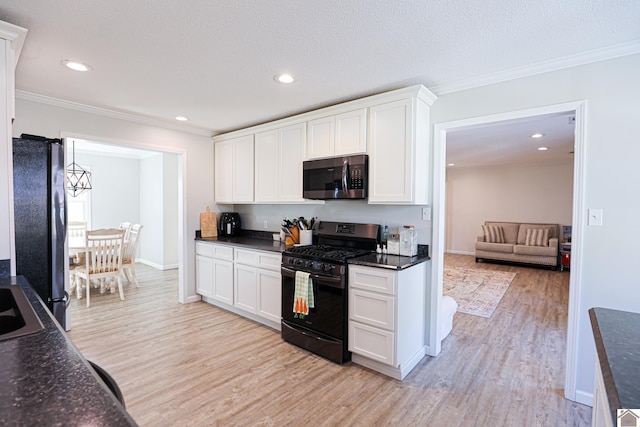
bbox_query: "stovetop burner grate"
[284,245,371,262]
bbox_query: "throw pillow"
[525,228,550,246]
[482,225,505,243]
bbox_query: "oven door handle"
[281,266,344,288]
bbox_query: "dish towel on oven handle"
[294,271,315,318]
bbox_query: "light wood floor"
[67,256,591,426]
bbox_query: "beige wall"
[445,161,574,254]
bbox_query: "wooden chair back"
[122,224,143,264]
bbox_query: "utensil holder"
[299,230,313,246]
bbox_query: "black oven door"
[281,265,350,363]
[281,266,345,340]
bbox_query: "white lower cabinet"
[196,241,281,330]
[348,263,426,380]
[592,360,614,427]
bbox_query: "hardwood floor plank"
[67,257,591,426]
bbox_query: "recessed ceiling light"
[538,146,549,151]
[175,116,188,122]
[274,73,296,84]
[447,163,455,166]
[61,60,91,72]
[531,133,544,139]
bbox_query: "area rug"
[443,267,516,318]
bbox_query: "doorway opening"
[430,101,586,402]
[62,134,187,328]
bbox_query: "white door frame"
[60,131,190,306]
[430,100,586,401]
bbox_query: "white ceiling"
[1,1,639,165]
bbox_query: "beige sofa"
[475,221,560,269]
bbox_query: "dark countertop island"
[589,307,640,424]
[0,276,137,426]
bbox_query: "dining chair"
[119,221,132,242]
[121,224,143,287]
[74,228,125,307]
[68,221,87,296]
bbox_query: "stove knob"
[323,264,334,272]
[294,259,302,265]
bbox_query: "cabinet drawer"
[234,248,259,265]
[349,266,396,295]
[257,252,281,271]
[195,242,213,257]
[349,321,395,366]
[234,249,281,271]
[350,289,395,331]
[212,245,234,260]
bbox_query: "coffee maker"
[219,212,241,236]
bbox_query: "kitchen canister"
[400,225,418,256]
[387,234,400,255]
[299,230,313,246]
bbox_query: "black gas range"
[280,222,379,364]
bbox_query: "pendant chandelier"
[66,140,92,197]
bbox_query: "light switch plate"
[422,207,431,221]
[588,209,603,226]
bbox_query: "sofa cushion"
[513,244,557,257]
[525,228,550,246]
[482,224,504,243]
[476,241,514,254]
[485,222,519,244]
[517,224,557,245]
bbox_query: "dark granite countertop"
[589,307,640,424]
[348,245,430,270]
[195,230,287,253]
[0,276,137,426]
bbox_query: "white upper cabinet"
[213,85,435,206]
[255,123,306,203]
[214,134,254,203]
[306,108,367,160]
[368,91,432,205]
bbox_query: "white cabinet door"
[214,139,233,203]
[592,361,614,427]
[195,254,214,298]
[215,135,254,203]
[307,109,367,160]
[212,259,234,305]
[278,122,306,202]
[257,269,281,323]
[335,108,367,156]
[349,321,395,366]
[306,116,335,160]
[368,98,414,203]
[233,135,254,202]
[254,130,279,202]
[234,263,257,312]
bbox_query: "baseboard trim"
[352,347,426,380]
[137,259,179,271]
[446,250,475,256]
[574,389,593,407]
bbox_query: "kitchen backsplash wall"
[230,201,431,245]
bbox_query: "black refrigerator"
[13,134,68,329]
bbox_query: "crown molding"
[429,40,640,95]
[15,90,214,137]
[0,20,28,65]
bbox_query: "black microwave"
[302,154,368,200]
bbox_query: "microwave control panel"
[350,165,365,189]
